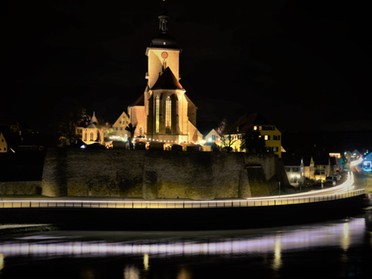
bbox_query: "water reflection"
[0,212,371,279]
[272,235,282,270]
[123,265,140,279]
[0,218,366,258]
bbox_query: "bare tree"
[125,123,137,150]
[217,118,237,152]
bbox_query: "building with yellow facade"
[222,112,283,158]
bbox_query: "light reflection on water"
[0,218,366,257]
[0,213,371,279]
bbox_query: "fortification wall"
[41,148,287,199]
[0,181,42,196]
[353,172,372,193]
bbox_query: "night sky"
[2,0,371,135]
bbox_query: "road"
[0,172,365,209]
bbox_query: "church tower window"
[166,96,171,134]
[156,95,160,133]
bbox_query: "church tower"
[128,0,202,145]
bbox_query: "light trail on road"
[0,172,365,209]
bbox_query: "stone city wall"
[0,181,42,196]
[41,148,287,199]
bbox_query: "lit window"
[156,95,160,133]
[165,96,171,133]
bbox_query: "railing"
[0,189,366,209]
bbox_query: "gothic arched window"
[165,96,171,134]
[156,95,160,133]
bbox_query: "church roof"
[185,94,197,108]
[129,93,144,106]
[151,67,184,90]
[86,123,97,128]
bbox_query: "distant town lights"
[350,157,363,167]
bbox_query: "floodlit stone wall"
[0,181,41,196]
[41,148,287,199]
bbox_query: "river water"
[0,208,371,279]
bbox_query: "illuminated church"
[125,3,203,146]
[76,3,203,148]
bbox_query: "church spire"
[158,0,169,34]
[148,0,179,49]
[161,0,167,15]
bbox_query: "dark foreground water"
[0,208,371,279]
